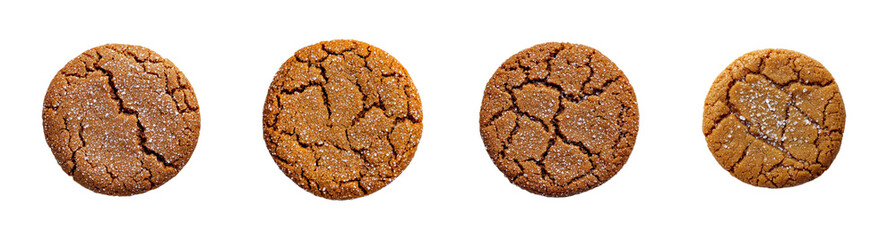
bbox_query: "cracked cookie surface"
[479,42,639,197]
[263,39,422,200]
[703,49,845,188]
[43,44,200,196]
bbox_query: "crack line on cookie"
[96,52,177,171]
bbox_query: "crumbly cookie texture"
[43,44,200,196]
[263,39,422,200]
[703,49,845,188]
[480,42,639,197]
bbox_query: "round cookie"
[702,49,845,188]
[479,42,639,197]
[43,44,200,196]
[263,39,423,200]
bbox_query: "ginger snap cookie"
[703,49,845,188]
[43,44,200,196]
[263,39,422,200]
[479,42,639,197]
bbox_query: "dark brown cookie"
[263,39,423,200]
[703,49,845,188]
[479,42,639,197]
[43,44,200,196]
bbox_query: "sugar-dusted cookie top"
[263,39,422,200]
[480,42,639,197]
[43,44,200,196]
[703,49,845,188]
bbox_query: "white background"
[1,1,893,239]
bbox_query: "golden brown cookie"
[479,42,639,197]
[263,39,422,200]
[43,44,200,196]
[703,49,845,188]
